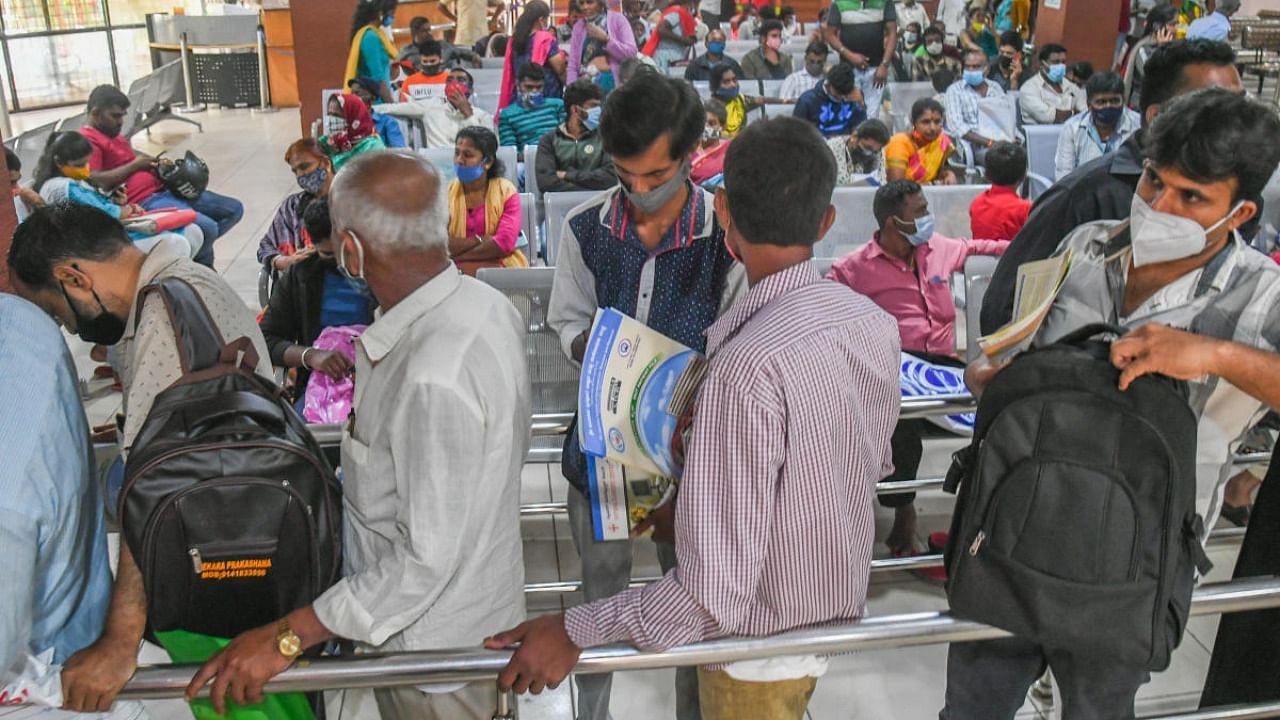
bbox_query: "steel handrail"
[115,576,1280,699]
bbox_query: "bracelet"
[300,347,315,368]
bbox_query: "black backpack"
[943,324,1212,671]
[120,277,343,640]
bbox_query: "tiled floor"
[5,105,1253,720]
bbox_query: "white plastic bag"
[0,650,62,708]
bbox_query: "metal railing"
[115,576,1280,710]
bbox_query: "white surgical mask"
[1128,193,1242,268]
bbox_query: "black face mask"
[421,62,443,75]
[61,282,127,345]
[998,55,1013,71]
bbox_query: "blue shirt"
[1186,11,1230,41]
[793,86,867,138]
[0,295,111,666]
[372,111,407,148]
[320,269,374,328]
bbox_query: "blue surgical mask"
[296,166,329,194]
[896,212,936,246]
[584,105,602,131]
[519,90,546,109]
[1046,63,1067,83]
[455,161,487,183]
[963,70,985,88]
[381,15,395,27]
[707,41,726,54]
[715,85,739,101]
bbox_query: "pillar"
[291,0,358,138]
[1033,0,1122,72]
[0,137,18,294]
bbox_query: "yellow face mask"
[61,163,91,181]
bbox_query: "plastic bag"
[302,324,366,424]
[0,650,62,708]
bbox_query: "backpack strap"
[135,277,226,374]
[1051,323,1128,348]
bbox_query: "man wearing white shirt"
[779,40,830,99]
[896,0,929,37]
[380,68,496,149]
[184,150,532,720]
[1054,71,1142,180]
[1020,43,1086,125]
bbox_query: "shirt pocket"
[340,430,393,520]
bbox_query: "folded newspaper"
[578,308,707,541]
[976,249,1074,363]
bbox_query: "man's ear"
[1226,200,1258,234]
[52,263,89,290]
[815,204,837,242]
[713,186,731,230]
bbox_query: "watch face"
[279,633,302,658]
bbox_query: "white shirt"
[1053,107,1142,180]
[936,0,967,42]
[896,2,930,32]
[779,68,823,100]
[313,267,531,663]
[1019,72,1086,125]
[379,98,496,149]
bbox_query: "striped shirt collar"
[706,259,821,354]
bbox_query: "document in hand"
[578,308,708,540]
[977,249,1074,363]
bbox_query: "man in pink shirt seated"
[827,179,1008,562]
[80,85,244,267]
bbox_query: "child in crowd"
[968,141,1030,242]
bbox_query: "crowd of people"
[3,0,1280,718]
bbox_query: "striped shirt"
[498,98,565,150]
[944,78,1005,139]
[564,261,900,657]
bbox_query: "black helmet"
[156,151,209,201]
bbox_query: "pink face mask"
[765,35,782,50]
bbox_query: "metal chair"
[543,190,602,265]
[963,255,998,361]
[1022,124,1064,182]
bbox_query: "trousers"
[141,189,244,267]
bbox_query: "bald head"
[329,150,449,253]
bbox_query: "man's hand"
[631,499,675,543]
[964,354,1008,398]
[306,349,354,381]
[570,329,590,363]
[184,622,294,715]
[447,86,474,117]
[873,62,888,88]
[1111,324,1221,391]
[484,614,582,694]
[60,636,138,712]
[16,186,44,209]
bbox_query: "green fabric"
[155,630,316,720]
[833,0,889,13]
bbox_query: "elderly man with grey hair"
[185,149,533,720]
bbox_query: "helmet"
[156,151,209,201]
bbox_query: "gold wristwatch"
[276,620,304,661]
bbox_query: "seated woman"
[258,139,336,272]
[447,126,529,276]
[691,101,729,186]
[259,198,375,405]
[33,131,203,257]
[319,93,387,171]
[827,118,891,185]
[884,98,957,185]
[708,63,787,137]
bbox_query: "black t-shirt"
[826,0,897,67]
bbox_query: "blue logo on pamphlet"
[608,427,626,452]
[618,338,632,357]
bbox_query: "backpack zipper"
[968,530,986,556]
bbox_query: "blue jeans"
[142,189,244,267]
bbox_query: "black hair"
[966,5,985,19]
[724,117,835,247]
[348,76,380,99]
[1085,70,1124,98]
[563,78,603,110]
[806,39,829,56]
[416,37,444,59]
[456,126,506,180]
[704,100,727,125]
[930,67,954,94]
[302,196,333,243]
[601,72,704,160]
[781,5,795,19]
[1144,4,1178,36]
[708,62,738,92]
[1038,43,1067,64]
[760,6,778,19]
[873,179,922,227]
[911,97,945,124]
[984,141,1026,186]
[490,35,509,56]
[827,62,856,95]
[517,61,546,84]
[923,24,944,40]
[409,16,430,33]
[1139,39,1237,115]
[855,118,891,145]
[760,19,784,38]
[618,56,655,84]
[4,147,19,173]
[1144,88,1280,202]
[998,30,1021,50]
[8,203,131,289]
[1067,60,1092,80]
[32,131,93,192]
[451,67,475,85]
[512,0,551,55]
[87,84,129,113]
[351,0,398,40]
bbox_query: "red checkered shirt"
[564,261,901,656]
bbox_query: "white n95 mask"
[1128,193,1242,268]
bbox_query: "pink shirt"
[464,192,522,253]
[80,126,164,204]
[827,233,1009,356]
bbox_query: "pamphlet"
[578,308,706,541]
[977,250,1074,363]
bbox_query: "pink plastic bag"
[302,324,366,424]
